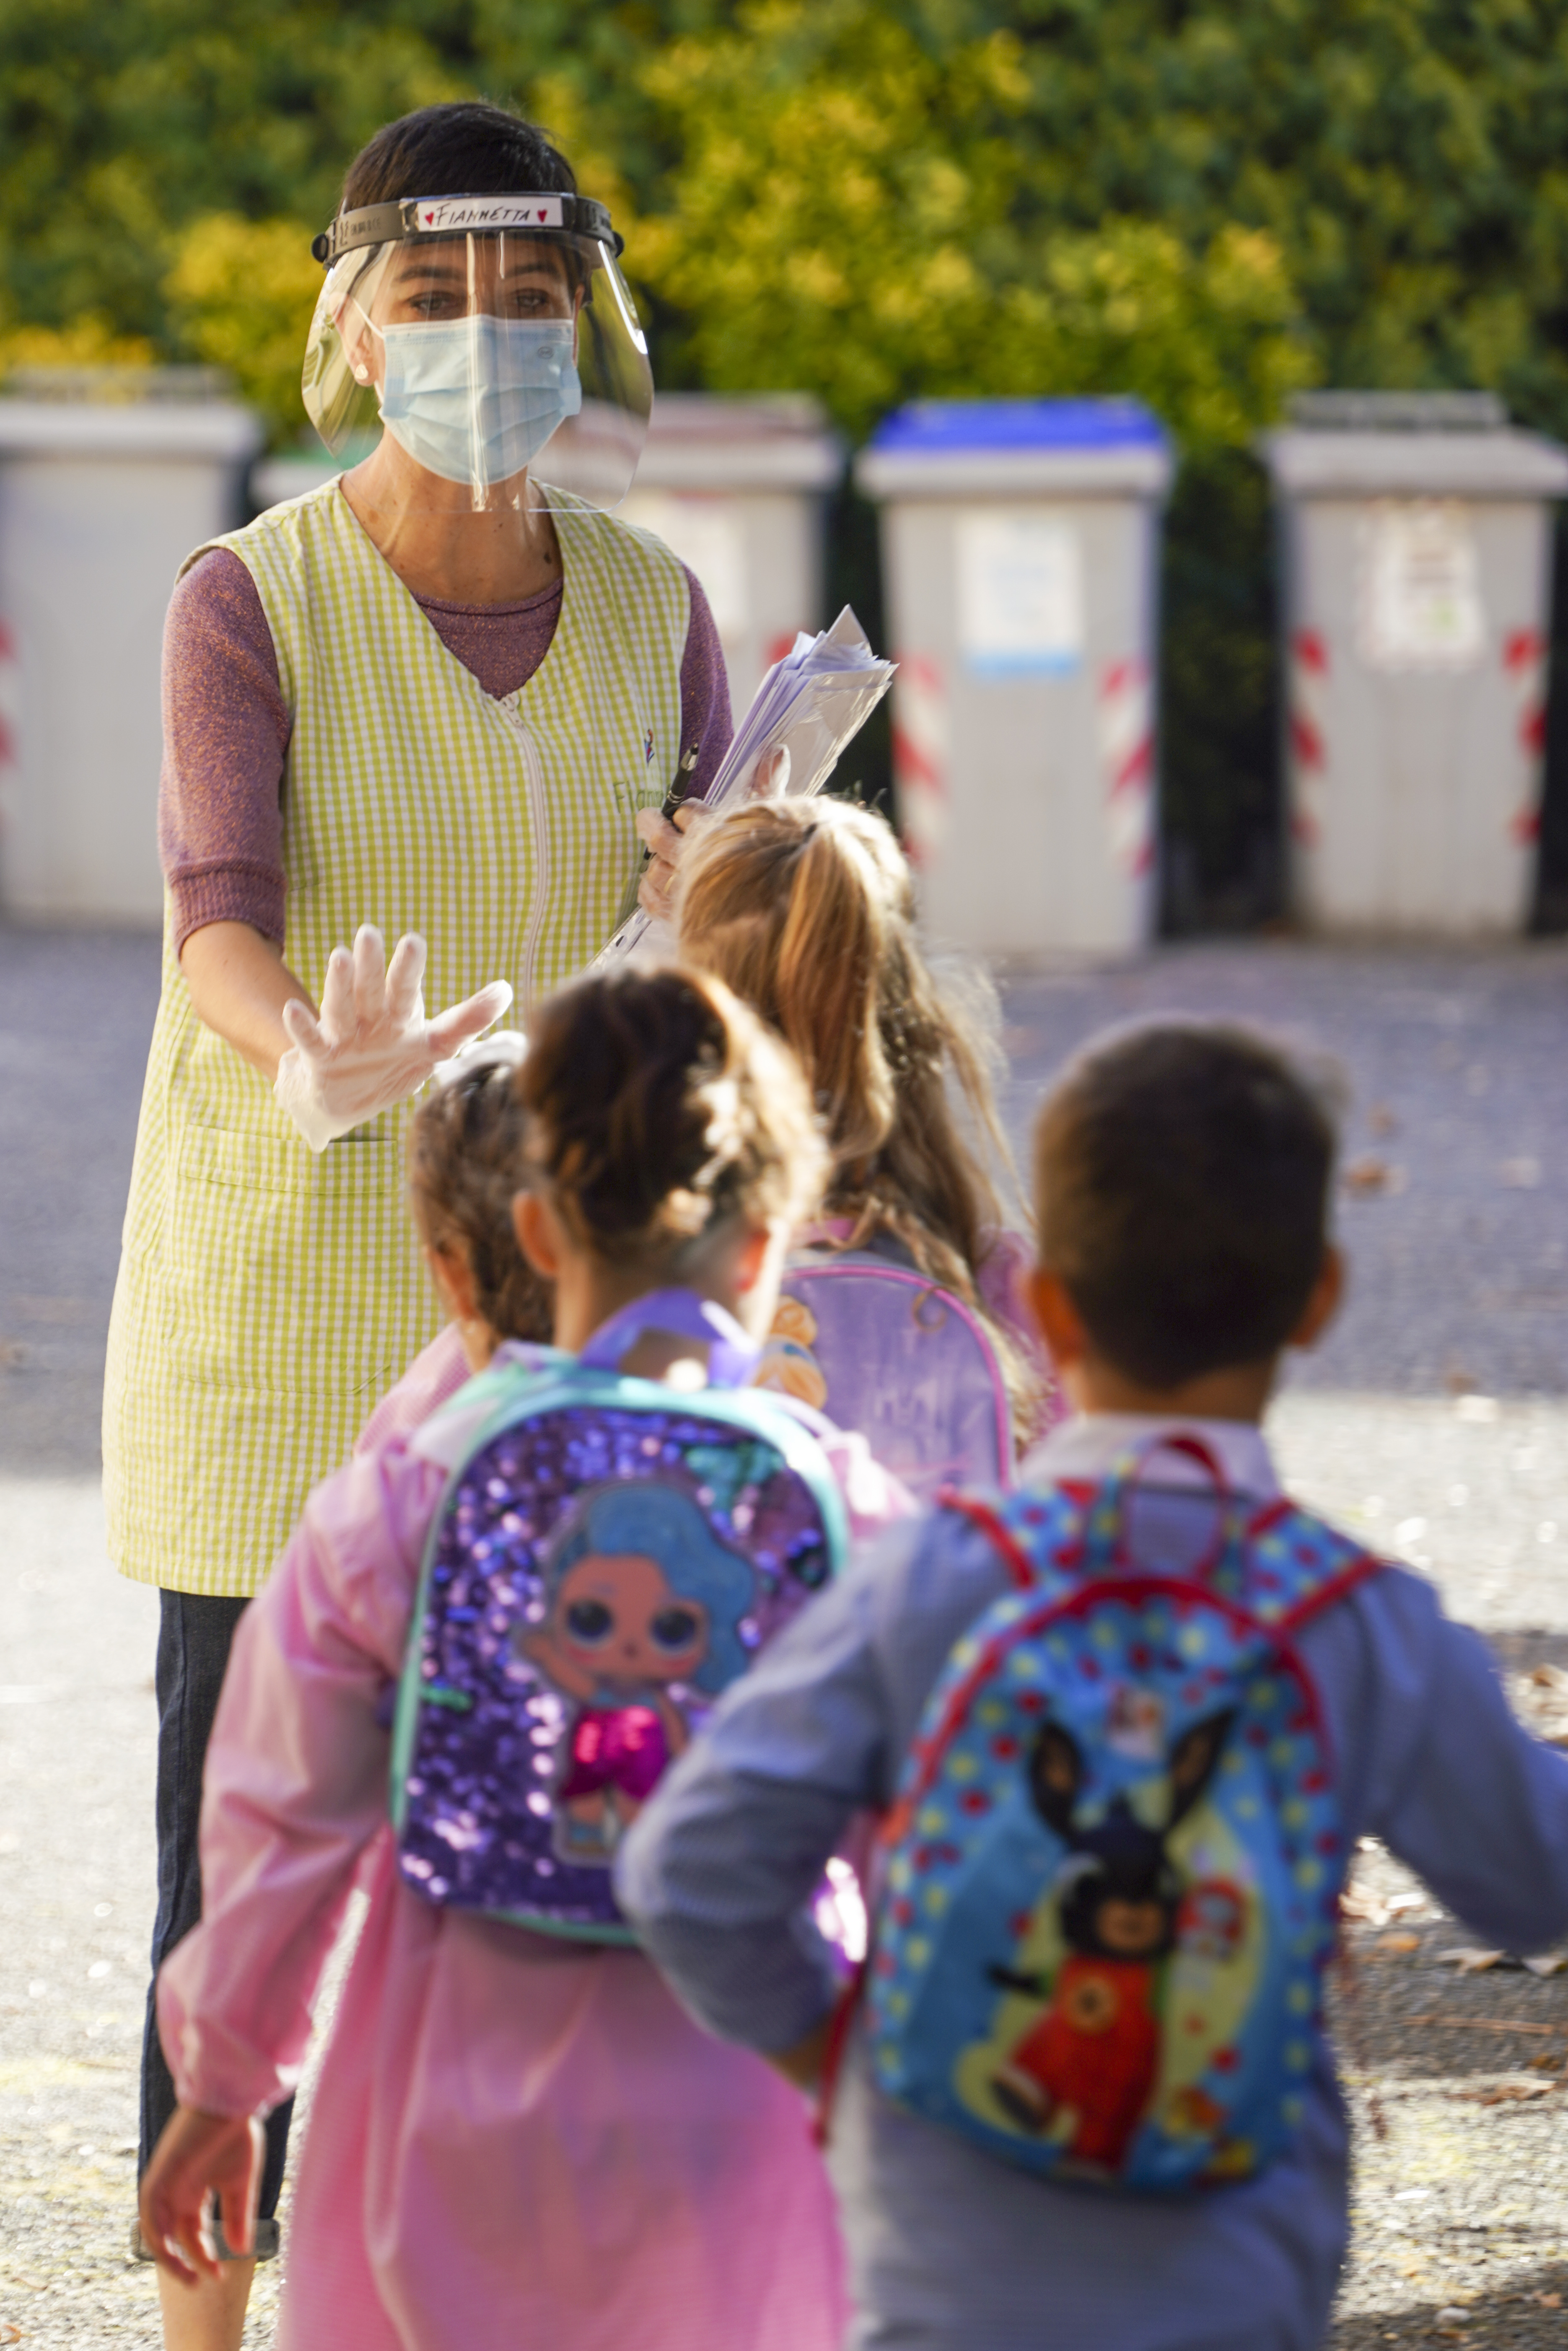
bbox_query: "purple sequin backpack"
[391,1292,849,1941]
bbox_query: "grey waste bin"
[620,396,843,720]
[1262,391,1568,935]
[0,372,262,924]
[254,397,845,728]
[856,399,1172,956]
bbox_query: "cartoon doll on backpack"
[987,1706,1234,2173]
[518,1482,756,1866]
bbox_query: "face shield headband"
[302,192,652,511]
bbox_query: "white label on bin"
[619,493,749,636]
[1357,499,1485,671]
[957,513,1083,677]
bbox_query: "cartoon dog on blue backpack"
[987,1704,1235,2172]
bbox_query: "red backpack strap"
[935,1488,1037,1591]
[811,1963,866,2149]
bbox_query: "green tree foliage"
[635,5,1311,448]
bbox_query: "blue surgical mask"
[378,316,582,486]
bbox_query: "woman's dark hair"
[518,967,828,1270]
[1034,1018,1342,1389]
[342,101,576,212]
[409,1053,553,1343]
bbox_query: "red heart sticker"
[422,208,435,226]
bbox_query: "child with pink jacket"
[141,971,910,2351]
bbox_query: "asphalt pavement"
[2,921,1567,2347]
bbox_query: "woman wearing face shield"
[104,101,736,2351]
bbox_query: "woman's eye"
[650,1607,700,1651]
[565,1599,613,1644]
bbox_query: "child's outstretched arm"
[1302,1565,1568,1951]
[154,1442,444,2131]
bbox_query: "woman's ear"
[513,1189,565,1281]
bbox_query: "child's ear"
[1026,1268,1087,1366]
[1291,1243,1345,1352]
[425,1243,479,1329]
[731,1222,772,1296]
[513,1190,565,1281]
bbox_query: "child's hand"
[636,802,711,921]
[139,2103,265,2281]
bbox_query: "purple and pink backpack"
[756,1245,1015,1505]
[391,1291,848,1941]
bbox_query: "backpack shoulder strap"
[1241,1497,1384,1631]
[936,1482,1094,1597]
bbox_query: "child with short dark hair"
[619,1014,1568,2351]
[139,969,909,2351]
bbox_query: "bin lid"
[633,394,843,493]
[0,389,263,463]
[855,398,1171,500]
[1262,391,1568,500]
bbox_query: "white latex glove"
[274,925,513,1151]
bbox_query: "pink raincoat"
[158,1334,911,2351]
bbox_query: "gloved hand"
[274,925,513,1152]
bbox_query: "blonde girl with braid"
[676,795,1057,1458]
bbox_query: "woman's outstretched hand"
[139,2103,265,2282]
[274,925,513,1151]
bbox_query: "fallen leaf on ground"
[1376,1931,1421,1954]
[1436,1947,1508,1971]
[1343,1155,1407,1197]
[1461,2079,1557,2105]
[1535,2292,1563,2308]
[1523,1952,1568,1976]
[1407,2012,1556,2035]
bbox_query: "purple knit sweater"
[159,542,733,952]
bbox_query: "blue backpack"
[863,1439,1379,2192]
[391,1291,849,1941]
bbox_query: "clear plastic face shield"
[302,194,652,514]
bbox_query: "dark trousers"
[140,1590,293,2219]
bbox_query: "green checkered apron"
[104,480,687,1596]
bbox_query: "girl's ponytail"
[518,967,827,1268]
[676,796,1039,1440]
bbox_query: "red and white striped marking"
[1099,656,1153,875]
[1287,627,1330,849]
[892,655,949,868]
[0,619,19,842]
[1502,627,1547,846]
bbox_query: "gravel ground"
[2,922,1567,2347]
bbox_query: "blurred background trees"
[3,0,1565,924]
